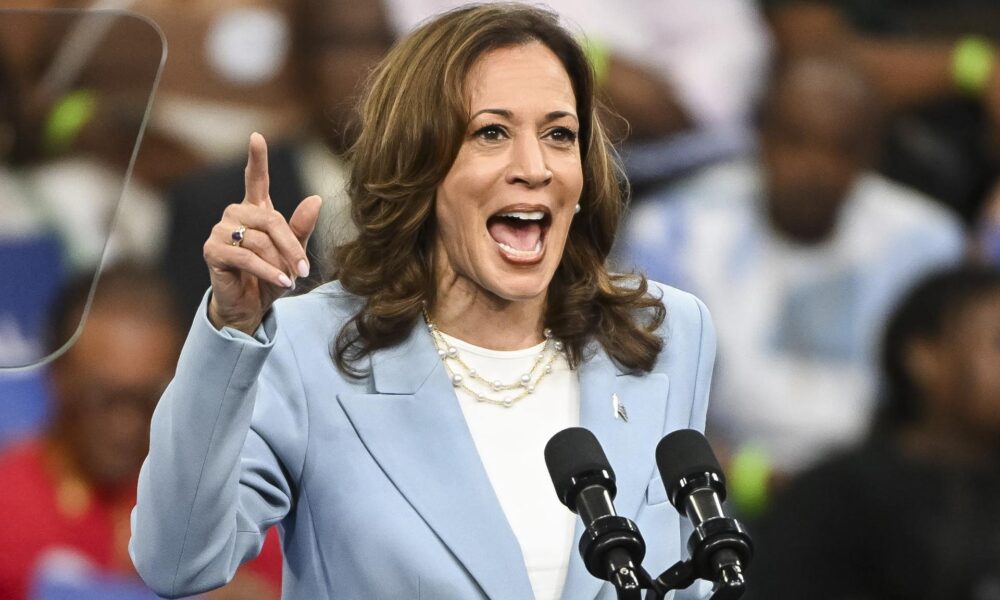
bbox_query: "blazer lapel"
[337,321,533,600]
[560,345,670,600]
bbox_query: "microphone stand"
[583,513,752,600]
[629,516,752,600]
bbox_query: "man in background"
[0,265,281,599]
[618,55,965,513]
[765,0,1000,223]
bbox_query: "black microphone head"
[544,427,617,509]
[655,429,725,507]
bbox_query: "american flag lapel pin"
[612,393,628,422]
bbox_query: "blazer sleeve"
[129,293,308,598]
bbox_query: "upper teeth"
[498,211,545,220]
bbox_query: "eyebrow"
[470,108,579,123]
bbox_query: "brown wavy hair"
[329,3,665,377]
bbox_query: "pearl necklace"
[423,310,564,408]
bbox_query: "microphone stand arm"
[637,515,753,600]
[638,557,745,600]
[574,512,751,600]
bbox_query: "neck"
[766,202,838,246]
[430,280,546,352]
[45,426,130,494]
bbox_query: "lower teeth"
[498,240,542,257]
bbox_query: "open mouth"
[486,208,551,261]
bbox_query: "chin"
[484,268,555,302]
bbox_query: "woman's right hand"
[204,133,322,334]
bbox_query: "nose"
[506,135,552,188]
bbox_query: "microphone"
[655,429,753,589]
[545,427,645,596]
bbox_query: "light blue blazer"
[129,280,716,599]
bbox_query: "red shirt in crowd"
[0,439,283,599]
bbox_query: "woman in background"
[748,264,1000,600]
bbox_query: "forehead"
[464,42,576,114]
[64,310,179,378]
[766,67,871,141]
[954,292,1000,332]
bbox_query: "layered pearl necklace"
[423,310,565,408]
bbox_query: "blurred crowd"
[0,1,998,599]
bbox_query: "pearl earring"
[574,203,581,214]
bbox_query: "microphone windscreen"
[544,427,614,507]
[655,429,724,490]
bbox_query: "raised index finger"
[243,132,271,207]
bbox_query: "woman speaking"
[130,4,716,599]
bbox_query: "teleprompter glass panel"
[0,9,164,374]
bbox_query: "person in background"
[746,264,1000,600]
[977,181,1000,265]
[163,0,392,321]
[617,54,965,514]
[5,0,318,190]
[0,266,282,600]
[764,0,1000,223]
[0,25,167,443]
[0,9,168,278]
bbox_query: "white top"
[438,331,580,600]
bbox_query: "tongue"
[488,219,542,251]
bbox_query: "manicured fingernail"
[278,273,293,288]
[297,259,309,278]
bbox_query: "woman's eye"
[548,127,578,144]
[474,124,508,141]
